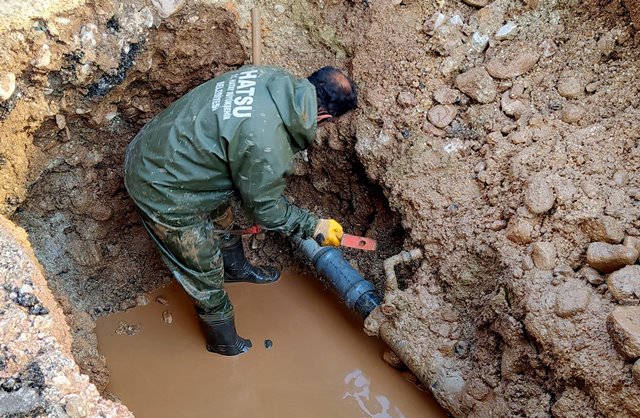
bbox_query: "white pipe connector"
[383,248,423,292]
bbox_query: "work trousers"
[138,205,241,320]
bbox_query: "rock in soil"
[485,51,539,79]
[433,87,461,105]
[624,236,640,254]
[427,105,457,128]
[633,359,640,385]
[531,242,556,270]
[607,265,640,302]
[587,243,639,273]
[524,177,555,214]
[581,217,625,243]
[561,103,585,124]
[607,306,640,360]
[578,266,604,286]
[557,75,585,99]
[455,67,497,104]
[555,279,591,318]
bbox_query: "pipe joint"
[383,248,424,292]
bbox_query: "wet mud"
[96,271,445,418]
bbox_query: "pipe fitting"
[383,248,424,292]
[292,237,382,318]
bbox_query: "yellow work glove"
[313,219,344,247]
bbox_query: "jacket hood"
[267,73,318,152]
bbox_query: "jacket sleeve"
[227,124,318,238]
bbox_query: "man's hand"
[313,219,344,246]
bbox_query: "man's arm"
[227,126,318,238]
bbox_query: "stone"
[433,87,461,105]
[557,76,584,99]
[156,296,169,305]
[501,91,528,119]
[555,279,591,318]
[624,236,640,254]
[162,310,173,324]
[597,32,616,56]
[581,217,625,243]
[64,394,88,418]
[607,306,640,360]
[508,130,529,144]
[424,12,446,34]
[471,32,490,52]
[613,170,628,186]
[55,114,67,130]
[151,0,185,18]
[427,105,457,128]
[607,265,640,302]
[587,242,639,273]
[561,103,585,124]
[531,242,556,270]
[524,177,555,214]
[495,21,518,40]
[506,218,534,244]
[33,44,51,68]
[633,359,640,385]
[554,264,574,278]
[485,51,539,79]
[579,266,604,286]
[455,67,497,104]
[462,0,490,7]
[422,121,446,137]
[136,294,149,306]
[0,387,45,416]
[0,73,16,101]
[397,91,417,107]
[586,81,599,93]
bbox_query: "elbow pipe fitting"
[383,249,423,292]
[292,237,382,318]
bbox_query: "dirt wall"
[354,0,640,416]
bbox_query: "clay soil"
[1,0,640,416]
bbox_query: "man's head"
[308,67,358,123]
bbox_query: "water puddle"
[96,270,446,418]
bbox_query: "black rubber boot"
[198,314,252,356]
[221,238,280,284]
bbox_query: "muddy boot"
[198,313,252,356]
[221,239,280,284]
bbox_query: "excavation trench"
[3,0,640,416]
[1,2,440,415]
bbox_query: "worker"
[124,66,358,356]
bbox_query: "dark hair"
[307,67,358,118]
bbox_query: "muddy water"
[96,270,446,418]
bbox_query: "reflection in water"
[344,369,406,418]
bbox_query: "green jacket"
[124,66,319,238]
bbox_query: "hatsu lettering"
[232,69,258,118]
[216,69,259,120]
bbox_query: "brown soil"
[1,0,640,416]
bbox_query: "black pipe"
[293,237,382,318]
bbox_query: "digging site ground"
[1,0,640,416]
